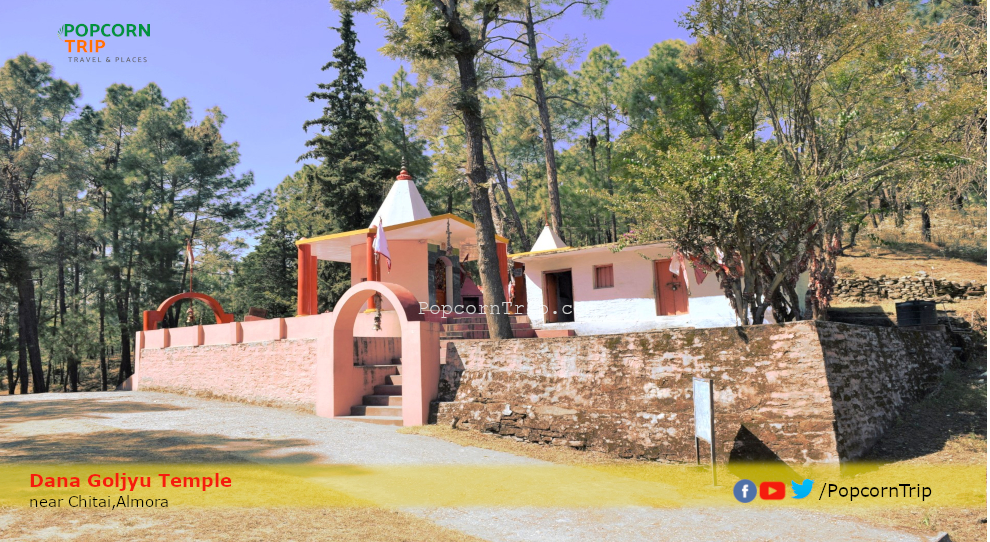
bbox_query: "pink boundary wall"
[131,282,441,426]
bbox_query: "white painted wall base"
[531,295,738,335]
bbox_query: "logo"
[59,23,151,54]
[759,481,786,500]
[791,479,814,499]
[733,479,756,503]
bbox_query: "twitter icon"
[791,479,814,499]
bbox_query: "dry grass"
[839,206,987,280]
[0,507,485,542]
[399,424,640,467]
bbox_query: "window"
[594,264,614,289]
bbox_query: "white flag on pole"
[373,218,391,272]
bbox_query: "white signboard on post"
[693,378,712,442]
[693,377,717,486]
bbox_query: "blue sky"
[2,0,694,196]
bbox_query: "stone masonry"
[435,321,955,464]
[833,272,986,304]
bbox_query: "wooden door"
[512,262,527,314]
[434,260,447,306]
[655,260,689,316]
[544,272,559,323]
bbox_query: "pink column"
[297,244,312,316]
[309,254,319,313]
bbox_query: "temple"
[294,166,808,336]
[294,167,510,322]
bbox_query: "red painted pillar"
[309,254,319,313]
[297,244,312,315]
[496,241,509,310]
[367,228,377,310]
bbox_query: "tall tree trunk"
[920,202,932,242]
[2,311,14,393]
[524,3,563,239]
[602,113,617,242]
[5,352,13,394]
[99,284,108,391]
[488,180,505,237]
[57,194,67,326]
[454,50,513,340]
[483,128,531,248]
[113,228,133,387]
[17,329,27,394]
[17,274,46,393]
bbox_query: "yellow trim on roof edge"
[509,240,673,259]
[295,213,509,246]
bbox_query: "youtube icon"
[759,481,786,500]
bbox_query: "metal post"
[709,380,717,486]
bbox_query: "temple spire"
[369,160,430,227]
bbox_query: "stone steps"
[363,394,402,406]
[336,415,403,426]
[359,364,402,374]
[347,360,403,426]
[350,404,402,417]
[444,322,534,331]
[440,315,537,340]
[374,384,403,395]
[446,315,531,325]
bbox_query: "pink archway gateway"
[143,292,235,332]
[316,281,441,426]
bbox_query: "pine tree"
[230,212,298,318]
[302,7,387,233]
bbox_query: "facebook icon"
[733,479,756,503]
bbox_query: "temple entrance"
[655,259,689,316]
[544,269,574,323]
[434,259,447,307]
[321,281,441,426]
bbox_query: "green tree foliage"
[378,0,515,339]
[681,0,964,317]
[299,7,393,309]
[229,170,321,318]
[0,54,254,392]
[619,130,811,324]
[302,7,388,233]
[374,66,431,180]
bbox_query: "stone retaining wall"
[435,321,954,464]
[834,273,986,303]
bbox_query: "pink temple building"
[294,167,511,333]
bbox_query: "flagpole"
[187,238,194,293]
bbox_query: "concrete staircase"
[339,359,404,426]
[440,315,536,340]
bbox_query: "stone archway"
[143,292,235,331]
[316,281,441,426]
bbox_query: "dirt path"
[0,392,937,542]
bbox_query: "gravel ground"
[0,391,537,465]
[408,507,932,542]
[0,391,936,542]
